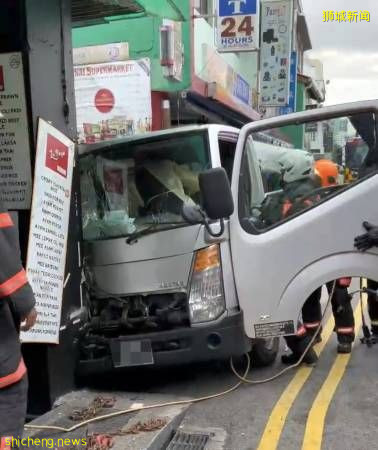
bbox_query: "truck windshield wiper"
[126,222,190,245]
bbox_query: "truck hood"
[84,224,202,295]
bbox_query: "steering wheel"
[145,190,183,216]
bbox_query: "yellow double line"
[301,287,366,449]
[257,309,336,450]
[258,291,365,450]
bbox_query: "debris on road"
[70,396,116,421]
[124,417,168,434]
[87,433,114,450]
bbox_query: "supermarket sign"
[216,0,259,52]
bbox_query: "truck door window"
[238,112,378,232]
[219,138,237,181]
[80,131,210,240]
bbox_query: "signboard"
[21,119,75,344]
[74,59,152,144]
[279,51,297,115]
[234,74,251,105]
[0,52,32,209]
[73,42,129,65]
[259,0,293,107]
[217,0,259,52]
[202,44,252,108]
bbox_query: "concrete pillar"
[21,0,81,416]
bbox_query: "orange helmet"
[314,159,339,187]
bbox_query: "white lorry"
[76,100,378,375]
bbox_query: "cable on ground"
[25,282,337,433]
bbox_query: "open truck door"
[226,100,378,338]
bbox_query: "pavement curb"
[23,390,192,449]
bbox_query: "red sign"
[94,88,115,113]
[0,66,4,91]
[45,134,69,178]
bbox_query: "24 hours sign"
[216,0,260,52]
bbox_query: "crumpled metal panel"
[72,0,143,22]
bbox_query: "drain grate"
[166,430,211,450]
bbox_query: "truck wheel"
[250,337,279,367]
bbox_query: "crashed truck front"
[76,126,251,376]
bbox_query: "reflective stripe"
[337,277,352,287]
[0,437,12,450]
[304,322,321,329]
[0,269,27,298]
[336,327,354,334]
[297,325,307,336]
[370,320,378,325]
[0,359,26,389]
[0,213,13,228]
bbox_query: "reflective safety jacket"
[0,204,35,389]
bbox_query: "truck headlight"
[188,245,225,324]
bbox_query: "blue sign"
[279,51,297,115]
[219,0,257,16]
[234,74,251,105]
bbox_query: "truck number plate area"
[111,340,154,367]
[254,320,295,338]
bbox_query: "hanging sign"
[21,119,75,344]
[216,0,260,52]
[260,0,293,107]
[0,52,32,209]
[279,51,297,114]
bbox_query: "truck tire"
[250,337,279,367]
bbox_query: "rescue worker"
[0,204,37,448]
[276,155,354,363]
[355,222,378,335]
[273,151,319,364]
[304,159,355,354]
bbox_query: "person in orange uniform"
[302,159,355,354]
[0,203,37,449]
[279,157,354,364]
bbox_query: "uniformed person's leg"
[0,376,28,447]
[328,281,354,353]
[282,323,318,365]
[302,287,323,342]
[367,279,378,335]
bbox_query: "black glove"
[354,221,378,251]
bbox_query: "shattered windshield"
[80,131,210,241]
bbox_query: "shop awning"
[136,0,186,21]
[72,0,143,23]
[184,91,257,128]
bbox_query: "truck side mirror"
[199,168,234,219]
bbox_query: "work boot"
[337,342,352,354]
[281,347,318,365]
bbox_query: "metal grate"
[166,430,211,450]
[72,0,143,23]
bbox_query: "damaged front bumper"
[76,311,250,376]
